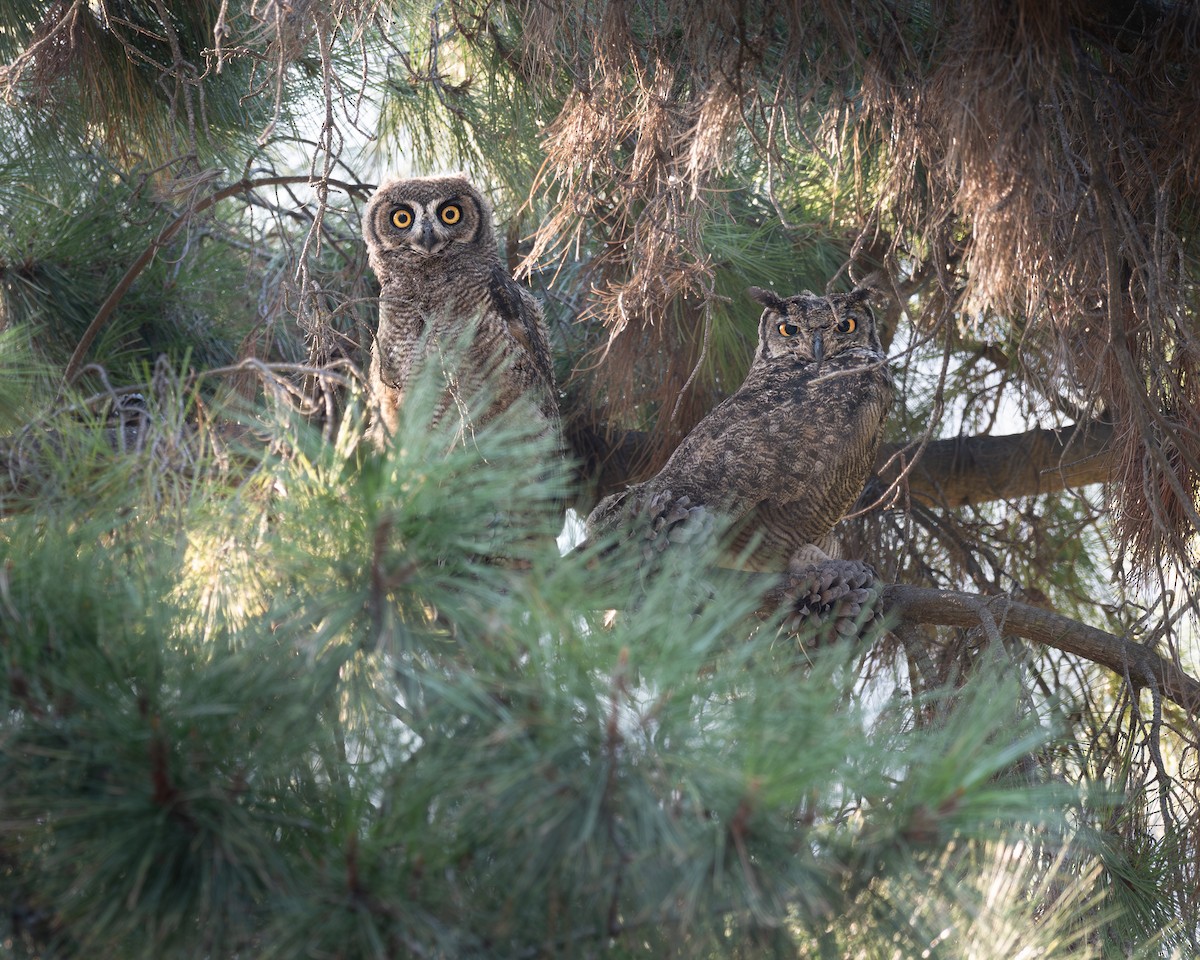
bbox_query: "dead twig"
[61,175,373,390]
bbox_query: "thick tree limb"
[750,575,1199,715]
[871,420,1116,509]
[567,412,1118,511]
[881,583,1200,717]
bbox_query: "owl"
[586,285,893,573]
[361,174,559,446]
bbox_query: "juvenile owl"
[586,286,893,573]
[362,174,559,446]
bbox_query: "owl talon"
[642,491,715,555]
[782,558,883,642]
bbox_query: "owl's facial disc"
[385,198,469,256]
[753,285,879,364]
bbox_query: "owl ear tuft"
[748,286,786,312]
[844,286,877,306]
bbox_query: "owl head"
[748,286,883,363]
[363,174,496,273]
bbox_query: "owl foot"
[787,543,833,569]
[781,558,883,641]
[638,490,716,565]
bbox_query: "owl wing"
[646,359,810,519]
[488,264,557,402]
[647,355,892,571]
[729,358,894,569]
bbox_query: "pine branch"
[881,584,1200,717]
[60,175,373,389]
[750,577,1200,716]
[869,419,1116,509]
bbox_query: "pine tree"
[0,366,1158,958]
[0,2,1197,956]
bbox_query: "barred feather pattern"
[586,287,893,573]
[362,174,560,448]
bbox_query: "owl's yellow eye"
[439,203,462,225]
[777,321,801,337]
[391,207,413,230]
[836,317,857,334]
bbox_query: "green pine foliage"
[0,363,1170,958]
[0,2,270,167]
[0,168,248,375]
[0,1,1196,956]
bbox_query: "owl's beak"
[417,220,438,252]
[811,331,826,365]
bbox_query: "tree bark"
[881,583,1200,717]
[872,420,1116,509]
[568,413,1118,511]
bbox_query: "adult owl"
[361,174,559,446]
[586,285,893,573]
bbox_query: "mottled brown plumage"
[362,174,559,446]
[586,286,893,572]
